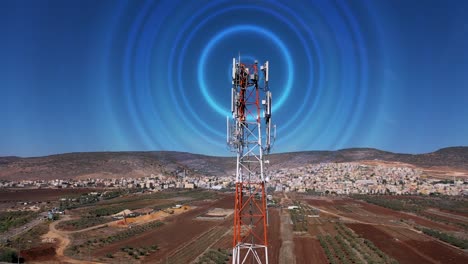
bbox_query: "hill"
[0,147,467,180]
[268,147,468,170]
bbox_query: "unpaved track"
[41,215,102,264]
[279,193,295,264]
[40,206,192,263]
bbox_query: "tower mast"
[227,57,274,264]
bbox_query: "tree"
[0,248,18,263]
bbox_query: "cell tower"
[227,57,275,264]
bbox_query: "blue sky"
[1,0,467,157]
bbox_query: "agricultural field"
[2,188,468,263]
[1,188,236,263]
[0,188,99,203]
[292,193,468,264]
[318,223,398,264]
[0,211,38,233]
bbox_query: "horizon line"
[2,145,467,159]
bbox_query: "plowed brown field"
[0,188,98,202]
[347,223,468,264]
[91,195,234,263]
[294,236,327,263]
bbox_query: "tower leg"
[229,58,272,264]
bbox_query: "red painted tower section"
[228,58,274,264]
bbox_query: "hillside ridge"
[0,147,467,180]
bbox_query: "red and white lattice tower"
[227,57,275,264]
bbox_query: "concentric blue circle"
[104,0,386,154]
[198,24,294,117]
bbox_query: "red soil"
[307,197,461,232]
[347,223,468,264]
[209,194,234,209]
[421,211,468,226]
[92,195,235,263]
[267,208,281,264]
[440,209,468,218]
[212,231,232,249]
[406,240,468,264]
[356,201,460,231]
[0,188,99,202]
[306,198,354,207]
[205,197,280,263]
[294,237,328,264]
[21,243,58,262]
[97,206,212,260]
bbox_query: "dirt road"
[39,205,194,263]
[41,215,101,264]
[279,193,295,264]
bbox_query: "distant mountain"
[0,147,467,180]
[268,147,468,169]
[0,151,232,181]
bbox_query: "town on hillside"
[1,162,466,196]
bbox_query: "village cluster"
[1,162,466,196]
